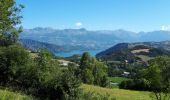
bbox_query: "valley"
[1,0,170,100]
[20,28,170,57]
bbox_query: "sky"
[16,0,170,32]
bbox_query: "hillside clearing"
[131,49,149,54]
[109,77,129,84]
[81,84,152,100]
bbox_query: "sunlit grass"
[109,77,129,84]
[0,89,33,100]
[81,84,152,100]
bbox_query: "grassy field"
[109,77,129,84]
[131,49,149,54]
[0,89,33,100]
[81,84,152,100]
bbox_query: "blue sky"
[16,0,170,32]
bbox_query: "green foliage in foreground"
[120,56,170,100]
[0,45,81,100]
[81,84,152,100]
[0,89,33,100]
[0,0,23,46]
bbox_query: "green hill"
[96,41,170,62]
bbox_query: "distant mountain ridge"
[96,41,170,62]
[19,39,97,55]
[20,39,66,53]
[20,27,170,52]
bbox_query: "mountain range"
[20,27,170,53]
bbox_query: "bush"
[0,45,31,85]
[119,79,150,91]
[32,69,81,100]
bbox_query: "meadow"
[0,89,33,100]
[109,77,129,84]
[81,84,152,100]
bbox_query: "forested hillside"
[20,39,66,53]
[96,41,170,62]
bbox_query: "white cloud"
[75,22,83,27]
[161,25,170,31]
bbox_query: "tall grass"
[81,84,152,100]
[0,89,33,100]
[80,91,116,100]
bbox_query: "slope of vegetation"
[81,84,151,100]
[119,56,170,100]
[0,89,33,100]
[0,1,82,99]
[20,39,66,53]
[96,43,170,62]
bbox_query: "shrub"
[119,79,150,91]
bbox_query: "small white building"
[122,71,130,77]
[58,59,71,66]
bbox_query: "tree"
[79,52,109,87]
[34,50,58,84]
[145,56,170,100]
[92,58,108,87]
[80,52,91,70]
[32,50,81,100]
[0,0,24,46]
[55,69,81,100]
[32,50,59,98]
[0,45,31,85]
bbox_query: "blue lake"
[55,50,102,57]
